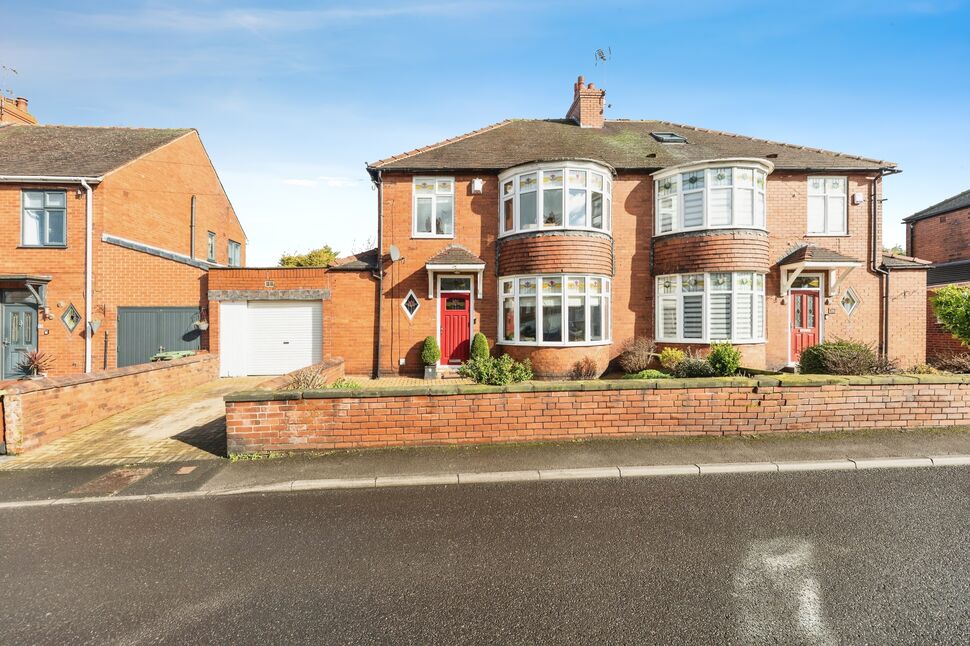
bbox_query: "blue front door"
[1,301,38,379]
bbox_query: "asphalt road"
[3,468,970,645]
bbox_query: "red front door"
[440,292,471,366]
[790,289,820,363]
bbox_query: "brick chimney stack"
[0,95,38,125]
[566,75,605,128]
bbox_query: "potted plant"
[193,311,209,331]
[17,350,53,380]
[421,335,440,380]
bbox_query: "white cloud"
[282,178,319,187]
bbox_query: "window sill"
[498,226,611,239]
[653,226,767,239]
[18,244,67,249]
[804,233,848,238]
[496,340,613,348]
[412,234,455,240]
[657,339,766,345]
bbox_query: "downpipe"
[81,178,94,373]
[371,170,383,380]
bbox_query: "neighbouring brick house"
[207,76,928,378]
[0,100,246,379]
[904,189,970,358]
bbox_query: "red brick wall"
[653,230,769,275]
[886,269,927,368]
[378,170,898,374]
[498,233,613,275]
[927,284,970,359]
[225,377,970,454]
[908,207,970,263]
[0,131,245,376]
[207,268,377,375]
[1,353,217,454]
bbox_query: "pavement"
[3,426,970,506]
[3,466,970,644]
[0,377,263,470]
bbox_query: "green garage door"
[117,307,202,368]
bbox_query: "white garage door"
[219,301,322,377]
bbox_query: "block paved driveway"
[0,377,263,470]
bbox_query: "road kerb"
[375,474,459,488]
[852,457,935,470]
[775,459,857,472]
[291,478,376,490]
[929,455,970,467]
[698,462,778,474]
[538,467,621,481]
[619,464,700,478]
[458,470,541,484]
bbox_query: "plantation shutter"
[709,294,732,340]
[682,295,703,339]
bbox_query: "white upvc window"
[22,190,67,247]
[413,177,455,238]
[499,161,612,237]
[807,176,847,235]
[228,240,242,267]
[656,272,766,343]
[499,274,611,346]
[653,160,771,235]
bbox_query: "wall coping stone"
[0,353,215,396]
[224,373,970,403]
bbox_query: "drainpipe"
[371,170,383,380]
[81,179,94,373]
[870,169,901,359]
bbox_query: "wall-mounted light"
[471,178,484,194]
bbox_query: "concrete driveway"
[0,377,263,470]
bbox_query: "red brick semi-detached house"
[0,99,246,379]
[362,76,926,376]
[904,189,970,359]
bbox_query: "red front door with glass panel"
[790,289,820,363]
[440,292,470,366]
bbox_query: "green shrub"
[672,357,715,378]
[799,340,897,375]
[420,336,440,366]
[458,354,533,385]
[618,337,656,373]
[329,378,362,390]
[707,342,742,376]
[570,356,599,380]
[931,285,970,347]
[658,347,686,371]
[470,332,490,362]
[622,369,672,380]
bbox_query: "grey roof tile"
[928,260,970,286]
[369,119,894,173]
[0,124,192,177]
[903,189,970,223]
[426,244,485,266]
[778,245,862,266]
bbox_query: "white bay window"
[500,161,612,236]
[654,160,771,235]
[501,275,611,345]
[656,272,766,343]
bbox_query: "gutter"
[0,176,102,373]
[371,169,384,380]
[871,168,902,359]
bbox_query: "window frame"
[412,176,455,239]
[207,231,217,262]
[806,175,848,236]
[498,161,613,238]
[655,271,766,344]
[498,274,611,347]
[21,190,68,247]
[228,240,241,267]
[653,159,772,236]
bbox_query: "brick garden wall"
[224,375,970,454]
[1,353,218,454]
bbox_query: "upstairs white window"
[22,190,67,247]
[656,272,766,343]
[228,240,242,267]
[500,161,612,236]
[413,177,454,238]
[654,161,770,235]
[807,176,847,235]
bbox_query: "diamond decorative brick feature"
[61,303,81,332]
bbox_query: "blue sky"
[1,0,968,265]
